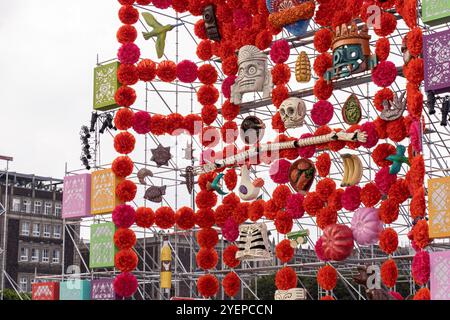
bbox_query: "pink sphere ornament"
[351,207,383,245]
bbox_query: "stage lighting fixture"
[90,112,99,132]
[80,156,91,170]
[427,91,436,115]
[99,118,109,134]
[106,113,115,130]
[441,96,449,126]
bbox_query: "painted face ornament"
[324,22,378,81]
[279,97,306,128]
[231,45,273,105]
[289,159,315,194]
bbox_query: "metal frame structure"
[34,2,450,300]
[0,155,14,300]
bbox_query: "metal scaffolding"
[0,155,14,300]
[36,3,450,300]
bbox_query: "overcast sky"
[0,0,120,178]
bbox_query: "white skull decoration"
[231,45,273,105]
[279,97,306,128]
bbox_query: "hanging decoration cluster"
[103,0,432,301]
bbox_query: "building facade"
[0,172,78,294]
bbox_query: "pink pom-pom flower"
[176,60,198,83]
[132,111,151,134]
[270,39,290,64]
[311,100,334,126]
[112,204,136,228]
[360,121,379,149]
[222,218,239,242]
[297,133,316,158]
[118,43,141,65]
[285,193,305,219]
[222,75,237,99]
[372,61,397,88]
[315,237,329,261]
[269,159,291,184]
[412,250,430,285]
[341,186,361,211]
[233,9,252,29]
[114,272,138,298]
[410,120,422,153]
[375,167,397,194]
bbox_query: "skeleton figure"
[236,223,272,261]
[380,91,406,121]
[279,97,306,128]
[231,45,273,105]
[203,5,221,42]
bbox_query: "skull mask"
[279,97,306,128]
[231,45,273,105]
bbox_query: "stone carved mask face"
[279,97,306,128]
[231,45,273,104]
[203,5,220,41]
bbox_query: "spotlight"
[427,90,436,115]
[80,126,91,138]
[80,156,91,170]
[82,144,91,155]
[106,113,115,130]
[90,112,99,132]
[441,96,449,126]
[99,118,109,134]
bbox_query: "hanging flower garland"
[113,0,140,299]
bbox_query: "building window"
[44,202,52,215]
[22,199,31,213]
[20,277,28,292]
[32,223,40,237]
[20,248,29,262]
[52,249,60,264]
[12,198,21,212]
[43,224,51,238]
[21,222,30,236]
[55,203,61,216]
[31,249,39,262]
[34,201,42,214]
[53,225,62,239]
[42,249,49,263]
